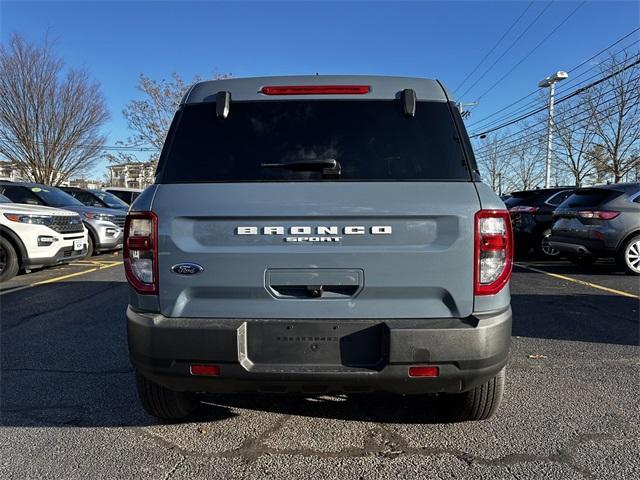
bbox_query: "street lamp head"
[538,71,569,88]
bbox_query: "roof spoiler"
[401,89,416,117]
[216,91,231,118]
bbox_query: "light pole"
[538,71,568,188]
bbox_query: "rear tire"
[135,372,199,420]
[442,367,505,422]
[535,230,560,259]
[618,234,640,275]
[0,237,19,282]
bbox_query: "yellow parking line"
[32,262,122,285]
[515,263,639,299]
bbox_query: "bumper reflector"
[408,366,439,378]
[190,365,220,377]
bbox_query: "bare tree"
[476,132,513,194]
[507,127,545,190]
[552,94,598,186]
[108,71,230,164]
[587,52,640,182]
[0,34,109,185]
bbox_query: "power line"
[457,1,555,101]
[466,27,640,129]
[473,88,624,156]
[453,1,535,94]
[473,87,640,159]
[469,42,640,132]
[473,1,587,102]
[473,76,640,152]
[469,56,640,139]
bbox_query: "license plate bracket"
[238,321,387,371]
[73,240,84,251]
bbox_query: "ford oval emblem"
[171,263,204,275]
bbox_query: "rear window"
[504,191,540,207]
[561,188,616,208]
[157,100,472,183]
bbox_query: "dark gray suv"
[124,76,513,421]
[550,183,640,274]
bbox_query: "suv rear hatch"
[150,90,481,319]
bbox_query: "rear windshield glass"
[504,191,540,207]
[157,100,472,183]
[561,189,615,208]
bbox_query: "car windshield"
[91,190,129,208]
[157,100,472,183]
[30,186,84,208]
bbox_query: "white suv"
[0,193,88,282]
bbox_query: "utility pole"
[538,71,568,188]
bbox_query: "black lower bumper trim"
[127,307,512,395]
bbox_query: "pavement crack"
[162,456,186,480]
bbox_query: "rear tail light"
[124,212,158,294]
[577,210,620,220]
[509,205,538,213]
[474,210,513,296]
[260,85,370,95]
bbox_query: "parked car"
[125,75,513,421]
[60,187,129,211]
[0,193,88,282]
[549,183,640,274]
[505,187,575,258]
[0,181,125,256]
[104,187,142,205]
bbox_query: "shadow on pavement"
[1,280,638,428]
[511,293,638,346]
[515,259,630,277]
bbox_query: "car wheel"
[440,367,505,422]
[618,234,640,275]
[568,254,597,266]
[0,237,20,282]
[86,234,95,257]
[135,372,199,420]
[536,230,561,259]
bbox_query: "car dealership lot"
[1,256,638,479]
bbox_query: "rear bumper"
[548,235,611,256]
[127,306,512,395]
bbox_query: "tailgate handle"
[270,284,359,299]
[266,269,363,300]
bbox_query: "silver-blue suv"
[124,76,513,421]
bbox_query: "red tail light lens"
[577,210,620,220]
[408,366,440,378]
[260,85,370,95]
[190,365,220,377]
[124,212,158,295]
[474,210,513,296]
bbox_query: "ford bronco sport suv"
[125,76,513,421]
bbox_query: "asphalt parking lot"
[0,254,638,479]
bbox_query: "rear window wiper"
[261,159,341,178]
